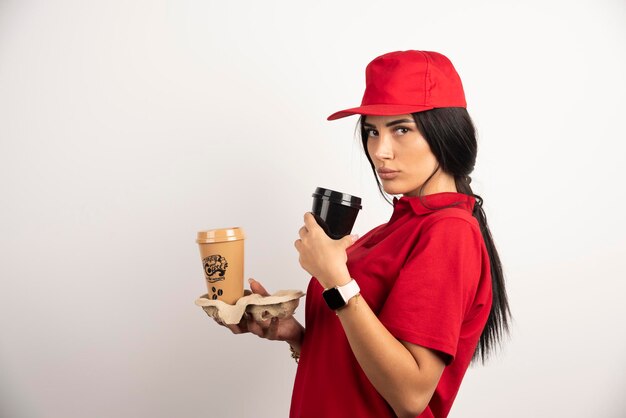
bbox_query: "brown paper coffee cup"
[196,227,245,305]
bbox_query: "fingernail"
[248,278,254,284]
[351,234,359,241]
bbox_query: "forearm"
[336,296,434,417]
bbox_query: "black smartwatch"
[322,279,361,311]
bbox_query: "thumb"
[248,278,270,296]
[340,233,359,248]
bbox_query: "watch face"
[322,288,345,310]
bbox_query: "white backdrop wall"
[1,0,625,417]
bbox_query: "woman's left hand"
[294,212,358,288]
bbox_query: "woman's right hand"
[218,278,305,350]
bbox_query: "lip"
[377,168,399,180]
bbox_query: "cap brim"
[327,104,434,121]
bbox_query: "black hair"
[359,108,511,363]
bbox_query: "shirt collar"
[392,192,476,217]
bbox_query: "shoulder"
[422,207,479,234]
[416,209,483,254]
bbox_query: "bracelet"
[289,345,300,363]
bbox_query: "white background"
[1,0,625,417]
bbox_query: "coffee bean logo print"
[210,286,224,300]
[203,255,228,283]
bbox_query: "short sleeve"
[378,216,483,364]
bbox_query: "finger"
[226,314,251,334]
[225,323,245,334]
[247,315,268,338]
[265,317,279,340]
[248,278,271,296]
[294,239,302,252]
[303,212,320,231]
[340,233,359,248]
[298,226,307,239]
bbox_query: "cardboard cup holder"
[195,289,305,325]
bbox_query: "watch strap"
[337,279,360,303]
[322,279,360,310]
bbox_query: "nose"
[372,133,394,161]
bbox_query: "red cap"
[327,50,466,121]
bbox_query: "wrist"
[286,325,305,364]
[322,278,360,311]
[317,267,351,289]
[335,292,360,315]
[286,322,305,350]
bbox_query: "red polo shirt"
[290,192,492,418]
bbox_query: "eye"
[394,127,410,135]
[364,128,379,138]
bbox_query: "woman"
[222,50,510,418]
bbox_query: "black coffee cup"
[311,187,362,240]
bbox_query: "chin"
[382,181,422,197]
[382,185,409,196]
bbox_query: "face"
[363,114,455,196]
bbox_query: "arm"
[335,285,444,417]
[295,213,445,417]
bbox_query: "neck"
[404,170,458,197]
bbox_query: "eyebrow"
[363,118,415,128]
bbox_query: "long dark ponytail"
[359,108,511,363]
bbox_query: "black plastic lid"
[312,187,362,209]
